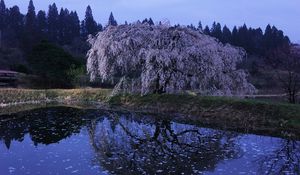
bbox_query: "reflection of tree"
[0,107,88,148]
[88,114,241,174]
[257,140,300,175]
[0,114,28,149]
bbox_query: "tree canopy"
[108,12,118,26]
[28,41,81,88]
[87,23,256,96]
[197,21,290,56]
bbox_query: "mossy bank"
[1,88,300,139]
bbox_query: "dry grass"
[0,88,112,104]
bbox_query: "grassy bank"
[0,88,112,105]
[1,88,300,139]
[109,94,300,138]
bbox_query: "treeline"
[0,0,291,57]
[0,0,295,89]
[187,22,290,56]
[0,0,120,87]
[0,0,117,53]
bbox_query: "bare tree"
[280,55,300,104]
[256,140,300,175]
[87,115,240,174]
[267,46,300,104]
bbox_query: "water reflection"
[0,107,86,148]
[0,107,299,175]
[88,115,241,174]
[257,140,300,174]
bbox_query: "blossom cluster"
[87,23,256,96]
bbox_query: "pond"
[0,106,299,175]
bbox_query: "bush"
[67,65,89,87]
[28,41,84,88]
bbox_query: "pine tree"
[222,25,231,44]
[80,20,86,37]
[250,28,264,54]
[6,6,24,46]
[203,25,210,35]
[187,24,196,30]
[237,24,249,49]
[70,11,80,39]
[142,18,155,25]
[97,23,103,31]
[0,0,6,30]
[148,18,154,25]
[58,8,70,44]
[47,3,59,42]
[142,18,148,24]
[231,26,238,45]
[108,12,117,26]
[8,6,23,30]
[23,0,36,50]
[210,22,222,40]
[36,10,47,40]
[263,24,273,52]
[83,5,98,36]
[25,0,36,31]
[197,21,202,31]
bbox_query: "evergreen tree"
[8,6,23,30]
[231,26,238,46]
[222,25,231,44]
[203,25,210,35]
[148,18,154,25]
[25,0,36,32]
[142,18,149,24]
[36,10,47,38]
[47,3,59,42]
[250,28,264,54]
[6,6,24,46]
[58,8,69,44]
[70,11,80,39]
[197,21,202,31]
[83,5,98,36]
[210,22,222,40]
[187,24,196,30]
[80,21,87,37]
[263,24,273,50]
[23,0,37,50]
[97,23,103,31]
[142,18,154,25]
[0,0,6,30]
[237,24,249,50]
[108,12,118,26]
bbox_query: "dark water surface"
[0,106,299,175]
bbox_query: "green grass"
[109,93,300,119]
[109,93,300,138]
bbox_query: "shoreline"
[0,88,300,139]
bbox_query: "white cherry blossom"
[87,23,256,96]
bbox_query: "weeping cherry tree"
[87,23,256,96]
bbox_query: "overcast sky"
[6,0,300,43]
